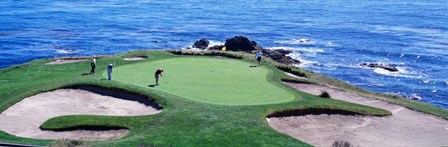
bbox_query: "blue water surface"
[0,0,447,108]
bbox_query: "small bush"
[50,139,87,147]
[332,140,354,147]
[319,91,331,98]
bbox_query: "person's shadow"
[148,84,157,87]
[249,65,258,68]
[81,73,92,76]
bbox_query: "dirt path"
[267,83,448,147]
[0,88,161,141]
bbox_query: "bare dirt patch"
[123,56,148,61]
[267,83,448,147]
[0,86,162,140]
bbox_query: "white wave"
[182,40,223,51]
[409,93,423,100]
[269,46,324,56]
[372,66,425,79]
[275,38,316,45]
[353,82,385,87]
[207,40,224,48]
[287,53,320,68]
[56,49,77,54]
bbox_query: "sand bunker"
[123,56,148,61]
[46,59,89,65]
[0,86,162,141]
[46,56,112,65]
[267,83,448,147]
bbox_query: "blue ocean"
[1,1,447,108]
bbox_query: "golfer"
[255,50,263,65]
[107,63,115,80]
[154,68,164,85]
[90,55,96,74]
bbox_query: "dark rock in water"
[193,38,209,49]
[263,48,300,65]
[225,36,259,52]
[360,63,399,72]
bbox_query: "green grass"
[109,57,295,105]
[0,50,444,146]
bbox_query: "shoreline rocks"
[360,63,399,72]
[192,38,209,49]
[188,36,301,65]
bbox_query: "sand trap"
[46,59,89,65]
[46,56,112,65]
[0,86,162,141]
[284,72,306,79]
[267,83,448,147]
[123,56,148,61]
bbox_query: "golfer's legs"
[108,71,112,80]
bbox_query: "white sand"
[123,56,148,61]
[0,87,161,140]
[46,59,89,65]
[267,83,448,147]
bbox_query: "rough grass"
[0,50,444,146]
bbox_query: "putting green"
[108,57,295,105]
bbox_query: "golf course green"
[1,50,446,146]
[109,57,296,105]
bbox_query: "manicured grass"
[109,57,295,105]
[1,50,445,146]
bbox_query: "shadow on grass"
[81,73,92,76]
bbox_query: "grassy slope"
[110,57,295,105]
[0,50,435,146]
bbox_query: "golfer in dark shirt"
[155,68,163,85]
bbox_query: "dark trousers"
[90,63,96,74]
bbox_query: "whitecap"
[409,93,422,100]
[206,40,224,48]
[269,46,324,56]
[432,90,437,93]
[56,49,77,54]
[372,66,425,79]
[182,40,223,51]
[275,38,316,45]
[287,53,320,68]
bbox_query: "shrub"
[332,140,354,147]
[50,139,86,147]
[319,91,331,98]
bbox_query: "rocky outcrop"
[224,36,262,52]
[360,63,399,72]
[188,36,301,65]
[263,49,300,65]
[193,38,210,49]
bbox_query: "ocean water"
[0,0,447,108]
